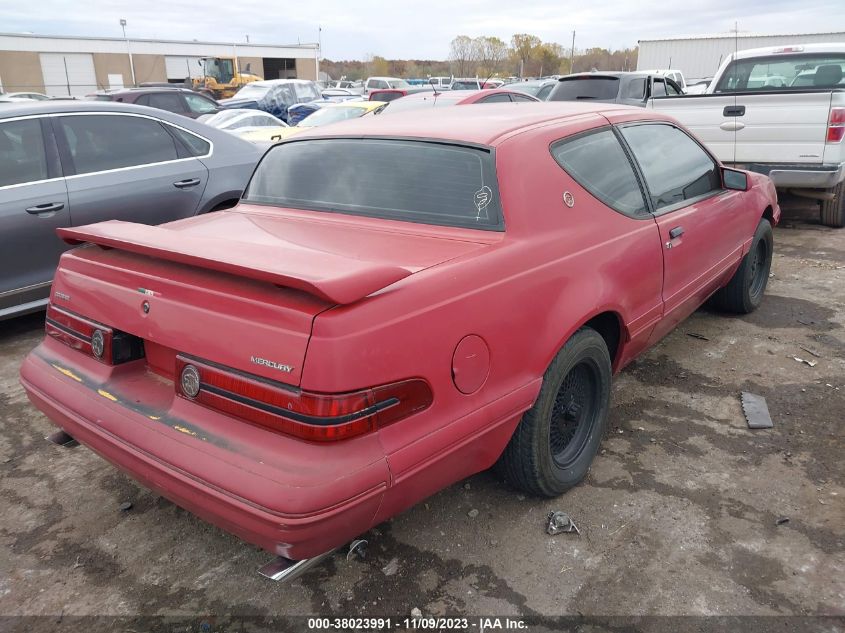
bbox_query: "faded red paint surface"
[20,104,780,560]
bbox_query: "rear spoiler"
[58,221,412,305]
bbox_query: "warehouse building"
[0,33,320,97]
[638,31,845,82]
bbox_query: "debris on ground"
[686,332,710,341]
[776,517,790,526]
[741,392,774,429]
[792,356,817,367]
[799,346,822,358]
[411,608,423,618]
[547,511,580,536]
[467,508,479,518]
[381,557,400,576]
[118,501,133,512]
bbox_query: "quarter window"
[167,125,211,157]
[620,123,721,211]
[551,128,647,217]
[58,115,180,175]
[0,118,49,187]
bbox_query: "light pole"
[316,25,322,81]
[120,19,136,87]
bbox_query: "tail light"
[46,305,144,365]
[828,107,845,143]
[175,354,433,442]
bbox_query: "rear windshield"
[548,77,620,101]
[714,53,845,92]
[244,139,503,230]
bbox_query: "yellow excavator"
[192,57,262,99]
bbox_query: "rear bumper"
[733,162,845,189]
[20,343,387,560]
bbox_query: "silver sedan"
[0,101,263,320]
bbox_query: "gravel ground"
[0,201,842,631]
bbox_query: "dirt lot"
[1,202,843,629]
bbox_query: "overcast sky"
[2,0,843,59]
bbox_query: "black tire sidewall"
[743,219,774,311]
[533,329,612,494]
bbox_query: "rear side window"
[245,139,503,230]
[0,118,49,187]
[480,93,512,103]
[58,114,179,174]
[549,77,619,101]
[143,92,186,113]
[623,78,646,100]
[714,53,845,92]
[551,128,647,217]
[620,123,721,211]
[168,125,211,157]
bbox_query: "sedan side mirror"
[722,167,749,191]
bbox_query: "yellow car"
[271,100,387,141]
[200,108,290,144]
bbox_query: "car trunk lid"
[53,207,493,386]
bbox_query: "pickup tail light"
[46,305,144,365]
[175,355,433,442]
[828,107,845,143]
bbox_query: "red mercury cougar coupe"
[21,103,779,575]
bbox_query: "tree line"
[320,35,638,81]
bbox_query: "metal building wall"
[637,32,845,81]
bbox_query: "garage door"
[165,56,203,81]
[40,53,97,97]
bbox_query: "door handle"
[723,105,746,117]
[719,121,746,131]
[25,202,65,215]
[669,226,685,239]
[173,178,201,189]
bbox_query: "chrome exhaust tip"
[46,429,78,447]
[258,548,337,583]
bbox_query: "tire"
[498,327,612,497]
[820,180,845,228]
[712,218,773,314]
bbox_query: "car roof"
[732,42,845,60]
[106,86,195,95]
[248,79,315,86]
[299,101,656,146]
[320,100,383,110]
[557,72,650,80]
[0,99,195,119]
[394,88,520,102]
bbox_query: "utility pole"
[570,30,576,74]
[120,19,136,87]
[316,25,322,81]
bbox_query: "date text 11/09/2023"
[306,617,528,631]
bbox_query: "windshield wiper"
[575,95,597,99]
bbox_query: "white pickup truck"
[648,43,845,227]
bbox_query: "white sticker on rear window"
[474,186,492,220]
